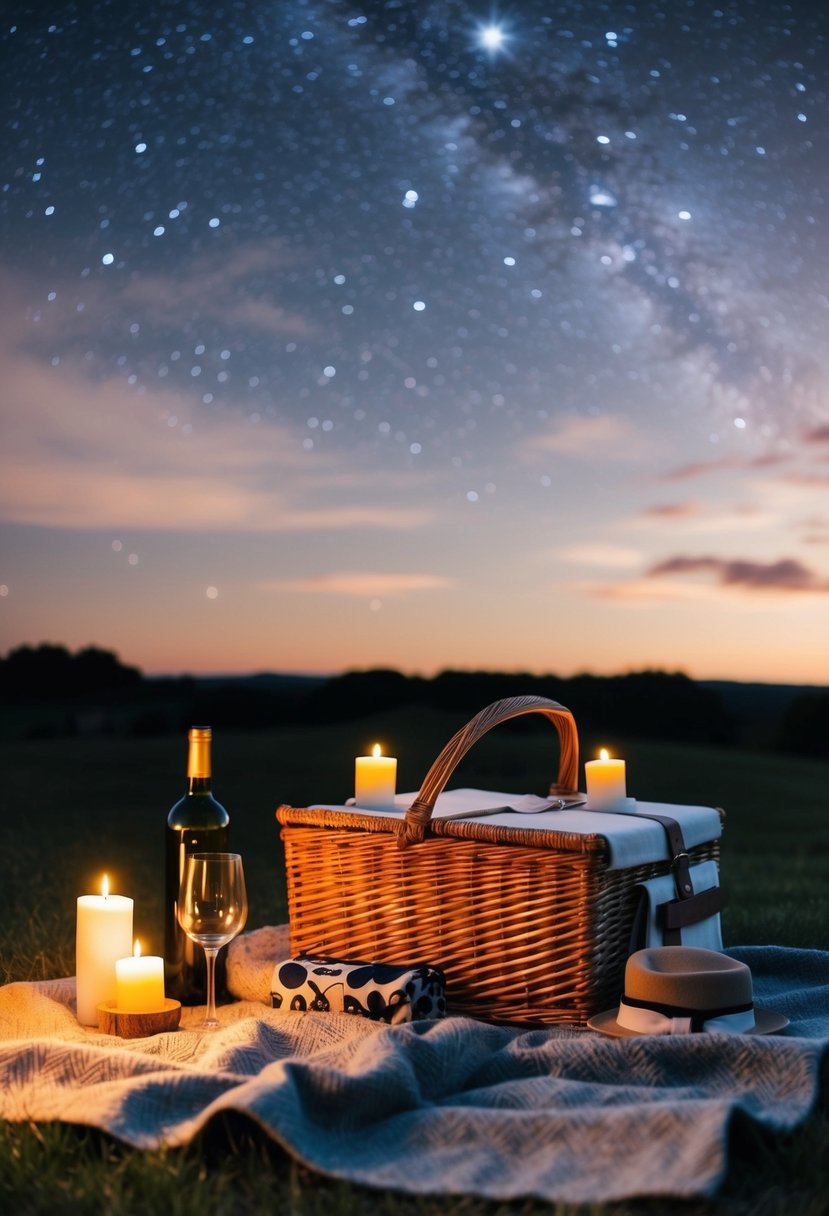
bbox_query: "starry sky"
[1,0,828,684]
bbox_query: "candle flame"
[599,748,610,761]
[134,940,142,959]
[101,874,109,899]
[372,743,382,758]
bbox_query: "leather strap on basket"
[398,696,578,848]
[632,809,728,944]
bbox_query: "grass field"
[1,706,827,1215]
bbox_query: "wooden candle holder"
[97,998,181,1038]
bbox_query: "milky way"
[4,0,826,472]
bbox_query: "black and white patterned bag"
[270,955,446,1023]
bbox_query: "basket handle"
[398,695,578,847]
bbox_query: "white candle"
[355,743,397,809]
[585,748,627,810]
[75,876,134,1025]
[115,940,166,1012]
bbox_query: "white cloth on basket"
[314,788,722,871]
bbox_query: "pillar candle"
[75,876,134,1025]
[115,941,166,1012]
[584,748,627,810]
[355,743,397,809]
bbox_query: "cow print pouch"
[270,955,446,1023]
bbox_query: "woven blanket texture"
[1,931,827,1205]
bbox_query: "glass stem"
[203,947,219,1027]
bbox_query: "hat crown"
[625,947,753,1012]
[587,946,789,1036]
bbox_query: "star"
[478,24,507,53]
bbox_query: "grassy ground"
[1,706,827,1214]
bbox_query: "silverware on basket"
[439,796,585,822]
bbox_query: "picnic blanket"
[1,927,828,1206]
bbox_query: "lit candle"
[584,748,627,810]
[75,875,134,1026]
[115,940,166,1013]
[355,743,397,809]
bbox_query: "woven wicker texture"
[277,696,722,1025]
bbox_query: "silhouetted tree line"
[0,643,141,700]
[775,691,829,759]
[300,667,733,745]
[0,644,826,757]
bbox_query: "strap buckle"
[671,850,693,897]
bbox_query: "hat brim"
[587,1005,789,1037]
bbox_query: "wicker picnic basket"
[276,695,722,1025]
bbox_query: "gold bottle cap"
[187,726,212,778]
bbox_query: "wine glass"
[177,852,248,1029]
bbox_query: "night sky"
[2,0,827,684]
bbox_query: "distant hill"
[188,672,329,692]
[192,669,828,756]
[701,680,829,750]
[1,644,826,756]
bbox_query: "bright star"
[479,24,506,52]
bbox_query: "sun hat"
[587,946,789,1037]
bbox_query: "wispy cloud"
[639,500,701,519]
[631,500,773,535]
[588,579,715,604]
[661,456,741,481]
[802,528,829,546]
[777,471,829,489]
[662,427,824,483]
[524,413,652,460]
[120,241,316,339]
[555,543,643,569]
[0,335,433,533]
[646,554,829,593]
[747,451,791,469]
[20,242,316,348]
[261,572,456,596]
[584,551,829,603]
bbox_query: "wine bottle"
[164,726,230,1005]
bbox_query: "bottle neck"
[186,728,212,791]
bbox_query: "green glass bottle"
[164,726,230,1004]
